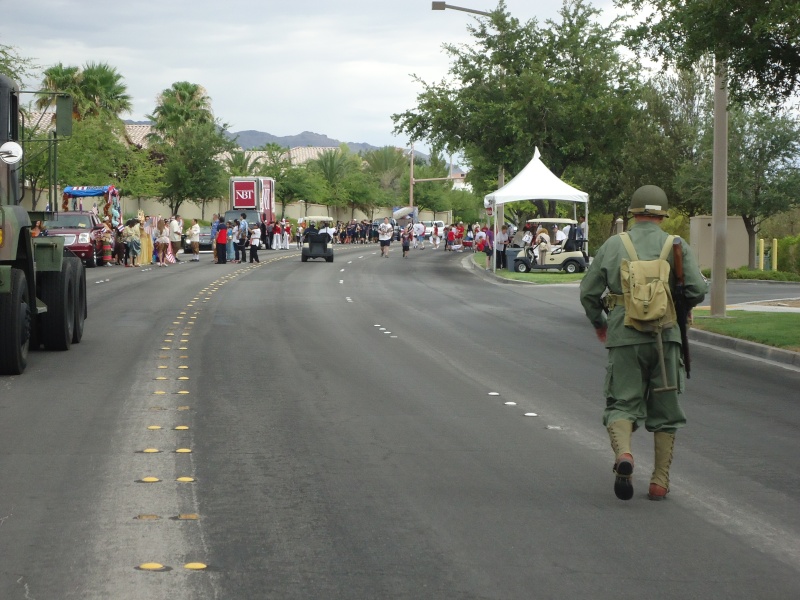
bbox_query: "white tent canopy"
[483,148,588,206]
[482,148,589,272]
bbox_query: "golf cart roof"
[525,217,577,225]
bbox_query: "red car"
[43,211,104,267]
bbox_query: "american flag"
[165,244,176,264]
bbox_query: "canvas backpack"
[618,232,677,333]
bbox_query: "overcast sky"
[3,0,616,149]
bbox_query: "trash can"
[505,247,522,270]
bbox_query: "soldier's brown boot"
[648,431,675,501]
[607,420,634,501]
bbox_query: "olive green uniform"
[579,221,708,433]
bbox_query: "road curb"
[689,328,800,367]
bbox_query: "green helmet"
[629,185,669,217]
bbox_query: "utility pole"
[710,61,728,317]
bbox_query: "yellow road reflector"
[135,514,160,520]
[180,311,187,314]
[166,333,174,336]
[177,390,189,395]
[140,477,160,483]
[147,425,162,430]
[174,425,189,430]
[179,347,188,350]
[138,562,166,571]
[179,355,189,358]
[177,406,190,411]
[172,321,180,325]
[157,365,168,369]
[153,391,166,395]
[178,376,189,380]
[178,365,189,369]
[155,376,168,380]
[160,347,171,350]
[176,476,195,482]
[177,513,199,520]
[176,448,192,453]
[184,562,207,570]
[180,339,189,343]
[142,448,160,453]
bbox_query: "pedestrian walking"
[579,185,707,501]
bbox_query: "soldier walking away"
[579,185,707,501]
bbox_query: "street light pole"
[431,2,491,17]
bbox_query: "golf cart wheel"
[563,260,579,274]
[514,260,530,273]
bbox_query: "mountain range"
[124,121,385,153]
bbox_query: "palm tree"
[79,62,132,118]
[225,149,261,176]
[310,148,352,188]
[147,81,214,137]
[35,63,81,115]
[363,146,407,192]
[35,62,131,120]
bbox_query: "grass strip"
[472,254,585,283]
[692,310,800,351]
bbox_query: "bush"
[776,234,800,274]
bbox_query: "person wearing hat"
[579,185,707,501]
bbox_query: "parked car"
[183,226,213,253]
[43,211,103,267]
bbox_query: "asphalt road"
[1,246,799,600]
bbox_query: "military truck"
[0,74,87,375]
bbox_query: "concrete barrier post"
[773,238,779,271]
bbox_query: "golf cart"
[513,217,587,274]
[300,215,334,263]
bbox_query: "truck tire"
[0,268,32,375]
[86,248,97,268]
[38,262,75,351]
[65,257,86,343]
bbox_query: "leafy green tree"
[118,148,164,212]
[157,121,235,216]
[277,167,326,218]
[0,41,37,80]
[393,0,639,218]
[256,142,291,179]
[57,117,131,190]
[616,0,800,104]
[681,106,800,267]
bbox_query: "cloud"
[3,0,577,147]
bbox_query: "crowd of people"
[70,211,586,268]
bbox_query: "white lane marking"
[340,269,345,272]
[504,402,517,406]
[339,280,344,284]
[348,261,353,264]
[488,392,500,396]
[379,328,386,331]
[390,336,397,338]
[524,413,539,417]
[546,425,563,430]
[346,297,353,303]
[374,324,381,327]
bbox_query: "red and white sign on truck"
[231,178,257,209]
[229,177,275,224]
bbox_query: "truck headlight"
[78,232,91,244]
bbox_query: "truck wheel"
[0,268,32,375]
[301,255,308,262]
[86,249,97,268]
[326,256,333,263]
[39,262,75,351]
[65,257,86,343]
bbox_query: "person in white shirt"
[188,219,201,262]
[169,215,183,262]
[378,217,393,257]
[249,225,261,263]
[553,226,567,246]
[413,221,426,249]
